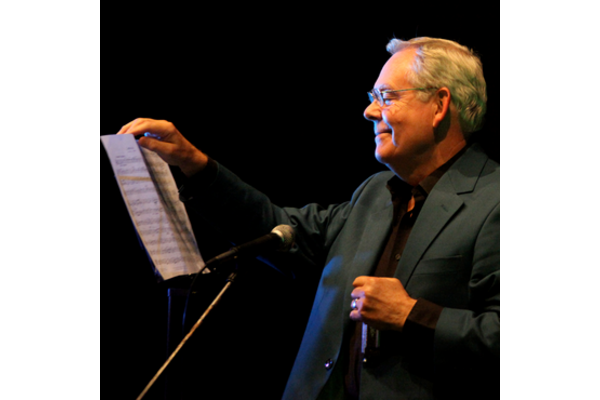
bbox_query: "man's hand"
[349,276,417,331]
[117,118,208,177]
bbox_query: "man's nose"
[364,101,381,122]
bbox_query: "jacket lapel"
[395,144,489,285]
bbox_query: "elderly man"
[118,37,499,399]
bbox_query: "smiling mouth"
[375,132,391,144]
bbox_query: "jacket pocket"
[408,255,470,307]
[412,255,465,275]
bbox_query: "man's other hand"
[350,276,417,331]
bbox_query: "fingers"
[116,118,184,161]
[349,276,368,321]
[348,276,415,331]
[117,118,169,139]
[117,118,149,135]
[353,275,369,288]
[349,296,363,322]
[349,284,365,321]
[137,135,175,155]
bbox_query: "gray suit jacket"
[182,143,500,399]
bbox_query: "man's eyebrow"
[375,84,394,91]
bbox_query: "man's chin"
[375,150,391,166]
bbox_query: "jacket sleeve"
[179,160,374,279]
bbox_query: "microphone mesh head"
[272,225,295,251]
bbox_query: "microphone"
[204,224,295,270]
[181,224,295,346]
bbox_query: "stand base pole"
[136,272,237,400]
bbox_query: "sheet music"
[101,134,205,280]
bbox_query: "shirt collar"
[386,146,467,196]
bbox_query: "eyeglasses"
[367,87,433,107]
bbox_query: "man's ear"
[432,87,451,129]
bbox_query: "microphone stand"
[136,227,294,399]
[136,265,238,400]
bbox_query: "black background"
[102,5,499,399]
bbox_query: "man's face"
[364,48,438,178]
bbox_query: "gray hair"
[386,37,487,135]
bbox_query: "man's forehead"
[374,48,416,89]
